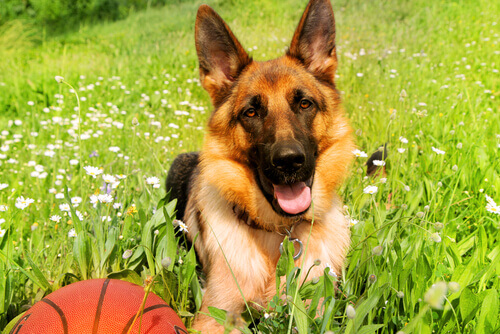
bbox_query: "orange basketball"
[9,278,188,334]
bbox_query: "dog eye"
[300,99,312,109]
[244,108,257,117]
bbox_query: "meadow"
[0,0,499,332]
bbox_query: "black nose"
[271,141,306,172]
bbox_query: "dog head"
[195,0,353,221]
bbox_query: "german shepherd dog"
[166,0,354,331]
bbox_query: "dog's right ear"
[195,5,252,107]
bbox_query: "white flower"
[352,149,368,158]
[15,196,35,210]
[397,148,406,153]
[177,220,188,233]
[59,203,70,212]
[90,194,98,207]
[55,193,65,199]
[0,218,5,225]
[399,136,408,144]
[424,281,448,310]
[102,174,117,184]
[69,159,79,165]
[0,205,8,212]
[84,166,103,178]
[346,305,356,319]
[68,228,77,238]
[431,147,445,155]
[431,232,442,243]
[113,203,122,209]
[146,176,161,186]
[115,174,127,180]
[122,249,133,259]
[55,76,64,83]
[71,196,82,207]
[372,160,385,166]
[0,229,5,237]
[380,178,387,184]
[101,216,112,222]
[404,185,411,191]
[363,185,378,195]
[485,195,500,215]
[325,263,338,278]
[108,146,120,153]
[98,194,113,203]
[349,219,359,227]
[0,183,8,190]
[50,215,62,222]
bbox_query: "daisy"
[363,185,378,195]
[399,136,408,144]
[431,147,445,155]
[102,174,117,184]
[68,228,77,238]
[352,149,368,158]
[146,176,161,186]
[71,197,82,207]
[349,218,359,227]
[15,196,35,210]
[397,148,406,153]
[0,205,8,212]
[50,215,62,222]
[84,166,103,178]
[372,160,386,166]
[0,183,8,190]
[59,203,71,212]
[55,193,65,199]
[109,146,120,153]
[325,263,338,278]
[177,220,189,233]
[98,194,113,203]
[0,229,5,237]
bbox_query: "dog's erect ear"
[288,0,337,84]
[195,5,252,107]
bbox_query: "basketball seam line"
[41,298,69,334]
[92,278,110,334]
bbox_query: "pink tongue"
[273,182,311,215]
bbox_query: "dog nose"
[271,142,306,172]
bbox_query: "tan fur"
[184,1,355,332]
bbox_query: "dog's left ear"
[289,0,337,84]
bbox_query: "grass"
[0,0,499,332]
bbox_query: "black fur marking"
[166,152,200,221]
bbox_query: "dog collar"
[232,205,304,260]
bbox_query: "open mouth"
[273,178,312,215]
[257,172,314,216]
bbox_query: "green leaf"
[345,285,386,334]
[477,289,498,333]
[208,306,227,325]
[100,226,118,269]
[357,324,385,334]
[107,269,143,286]
[73,232,91,280]
[3,311,27,333]
[23,249,52,293]
[291,293,308,334]
[460,287,480,325]
[319,296,335,334]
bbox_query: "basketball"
[9,278,188,334]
